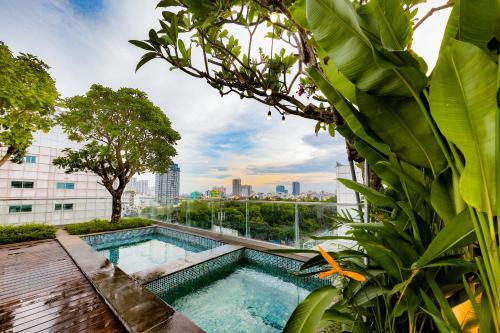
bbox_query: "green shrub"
[0,224,57,245]
[64,217,153,235]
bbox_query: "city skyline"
[0,1,450,195]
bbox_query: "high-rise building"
[276,184,286,193]
[212,186,226,197]
[292,181,300,196]
[240,185,252,197]
[232,178,241,196]
[126,178,149,195]
[155,163,180,205]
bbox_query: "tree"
[53,84,181,223]
[0,41,58,166]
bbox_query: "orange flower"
[318,246,366,282]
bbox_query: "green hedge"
[0,224,57,245]
[64,217,153,235]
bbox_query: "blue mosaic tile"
[145,248,328,299]
[80,226,224,250]
[146,249,244,297]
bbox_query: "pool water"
[164,263,311,333]
[94,234,210,274]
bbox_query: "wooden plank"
[0,240,124,333]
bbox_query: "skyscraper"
[276,184,286,193]
[292,181,300,196]
[155,163,180,205]
[232,178,241,196]
[240,185,252,197]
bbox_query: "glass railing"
[0,196,362,249]
[147,199,361,249]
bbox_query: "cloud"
[0,0,450,194]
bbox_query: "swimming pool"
[81,227,223,274]
[146,249,326,333]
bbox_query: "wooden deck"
[0,240,125,333]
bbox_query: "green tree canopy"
[54,84,181,223]
[0,41,58,166]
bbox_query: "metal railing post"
[245,200,249,238]
[294,203,300,248]
[185,200,190,226]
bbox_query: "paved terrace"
[0,240,124,332]
[0,224,313,333]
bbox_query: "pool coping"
[56,229,204,333]
[151,221,314,262]
[58,223,318,333]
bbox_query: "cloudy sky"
[0,0,451,194]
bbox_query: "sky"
[0,0,451,194]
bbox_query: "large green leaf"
[290,0,310,30]
[430,168,466,222]
[352,285,388,306]
[430,39,497,213]
[316,44,357,102]
[459,0,499,58]
[361,0,412,51]
[308,67,390,154]
[338,178,396,208]
[412,209,475,269]
[354,140,401,191]
[283,286,338,333]
[356,91,446,173]
[306,0,427,96]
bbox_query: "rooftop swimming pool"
[81,227,223,274]
[146,249,325,333]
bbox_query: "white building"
[0,128,112,225]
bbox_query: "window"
[24,156,36,163]
[56,182,75,190]
[55,203,73,211]
[11,181,34,189]
[9,205,32,213]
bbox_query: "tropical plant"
[133,0,498,331]
[53,84,181,223]
[276,0,498,331]
[0,41,58,166]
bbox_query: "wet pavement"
[0,240,124,332]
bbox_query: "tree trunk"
[111,192,122,223]
[0,147,14,167]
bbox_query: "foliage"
[0,41,58,166]
[53,84,180,223]
[0,224,57,245]
[64,217,153,235]
[134,0,498,331]
[280,0,498,332]
[130,0,337,125]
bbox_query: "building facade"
[276,184,286,194]
[292,181,300,196]
[240,185,252,198]
[155,163,180,205]
[126,178,149,195]
[0,128,112,225]
[232,178,241,196]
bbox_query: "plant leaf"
[430,39,497,213]
[338,178,396,208]
[412,209,475,269]
[283,286,338,333]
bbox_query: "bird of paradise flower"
[318,246,367,282]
